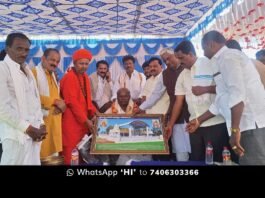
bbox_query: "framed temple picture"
[90,114,169,154]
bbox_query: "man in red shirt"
[60,49,96,164]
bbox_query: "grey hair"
[159,47,174,56]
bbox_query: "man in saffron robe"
[60,49,96,164]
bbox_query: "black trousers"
[189,123,237,163]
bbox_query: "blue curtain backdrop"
[0,37,183,80]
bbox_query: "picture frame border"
[90,114,169,155]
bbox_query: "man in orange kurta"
[60,49,96,164]
[32,48,65,158]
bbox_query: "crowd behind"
[0,31,265,165]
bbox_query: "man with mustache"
[142,60,151,80]
[139,57,169,114]
[105,88,152,165]
[112,55,146,105]
[60,49,96,164]
[0,32,46,165]
[32,48,66,158]
[187,31,265,165]
[89,60,113,113]
[167,40,231,163]
[136,48,190,162]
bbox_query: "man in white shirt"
[112,55,146,104]
[168,40,232,162]
[187,30,265,165]
[136,48,190,161]
[140,57,169,114]
[226,39,265,88]
[89,60,113,113]
[0,33,47,165]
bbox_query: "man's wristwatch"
[230,128,240,133]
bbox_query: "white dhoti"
[171,123,191,161]
[0,137,41,165]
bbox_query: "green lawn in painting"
[95,141,165,151]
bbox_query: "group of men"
[0,30,265,165]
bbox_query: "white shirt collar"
[190,59,199,71]
[213,46,228,59]
[97,74,106,81]
[152,72,162,80]
[126,70,137,76]
[4,54,23,69]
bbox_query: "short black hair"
[43,48,60,58]
[174,40,196,56]
[122,55,135,64]
[5,32,31,47]
[142,60,149,69]
[256,49,265,59]
[96,60,109,68]
[202,30,226,45]
[0,49,6,61]
[148,57,162,66]
[226,39,242,51]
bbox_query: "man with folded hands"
[32,48,66,158]
[0,33,46,165]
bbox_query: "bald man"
[105,88,152,165]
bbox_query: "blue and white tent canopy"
[0,0,233,38]
[0,0,235,79]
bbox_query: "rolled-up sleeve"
[174,72,185,96]
[209,102,219,115]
